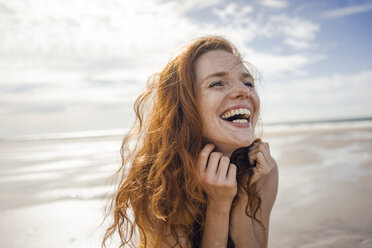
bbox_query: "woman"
[103,36,278,248]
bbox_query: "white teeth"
[232,119,248,123]
[221,108,251,119]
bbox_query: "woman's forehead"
[194,50,249,80]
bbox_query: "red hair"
[102,36,263,248]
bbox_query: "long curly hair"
[102,36,264,248]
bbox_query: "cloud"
[0,84,46,93]
[0,2,14,15]
[5,103,66,115]
[1,0,320,70]
[262,70,372,122]
[0,0,326,136]
[267,15,319,48]
[0,0,199,63]
[246,50,313,75]
[283,38,311,49]
[259,0,289,9]
[0,0,321,85]
[211,5,319,50]
[322,3,372,19]
[170,0,223,11]
[212,3,253,22]
[0,102,133,137]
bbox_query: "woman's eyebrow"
[201,72,227,83]
[241,72,253,79]
[201,71,253,84]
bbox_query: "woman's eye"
[209,80,224,88]
[244,81,255,88]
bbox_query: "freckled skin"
[194,50,260,156]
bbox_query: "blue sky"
[0,0,372,137]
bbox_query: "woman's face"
[194,50,260,156]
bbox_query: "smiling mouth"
[220,108,251,124]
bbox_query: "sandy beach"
[0,122,371,247]
[265,124,372,248]
[0,134,122,248]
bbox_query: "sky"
[0,0,372,137]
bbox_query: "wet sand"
[265,126,372,248]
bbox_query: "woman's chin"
[202,134,255,155]
[212,141,253,157]
[231,138,255,148]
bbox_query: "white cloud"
[322,3,372,19]
[267,15,319,46]
[212,3,253,22]
[262,70,372,122]
[211,5,319,50]
[283,38,312,49]
[243,48,323,76]
[259,0,288,9]
[0,0,326,136]
[0,0,199,63]
[277,16,318,40]
[167,0,223,11]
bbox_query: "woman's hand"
[248,138,277,185]
[230,139,278,248]
[196,143,237,208]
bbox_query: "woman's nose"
[229,82,250,99]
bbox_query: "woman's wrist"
[206,199,232,216]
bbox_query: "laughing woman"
[103,36,278,248]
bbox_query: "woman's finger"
[217,156,230,180]
[248,150,270,167]
[251,151,264,166]
[250,153,272,184]
[248,143,271,164]
[248,140,261,151]
[206,152,222,175]
[249,151,270,171]
[248,141,267,153]
[197,143,215,176]
[227,163,237,182]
